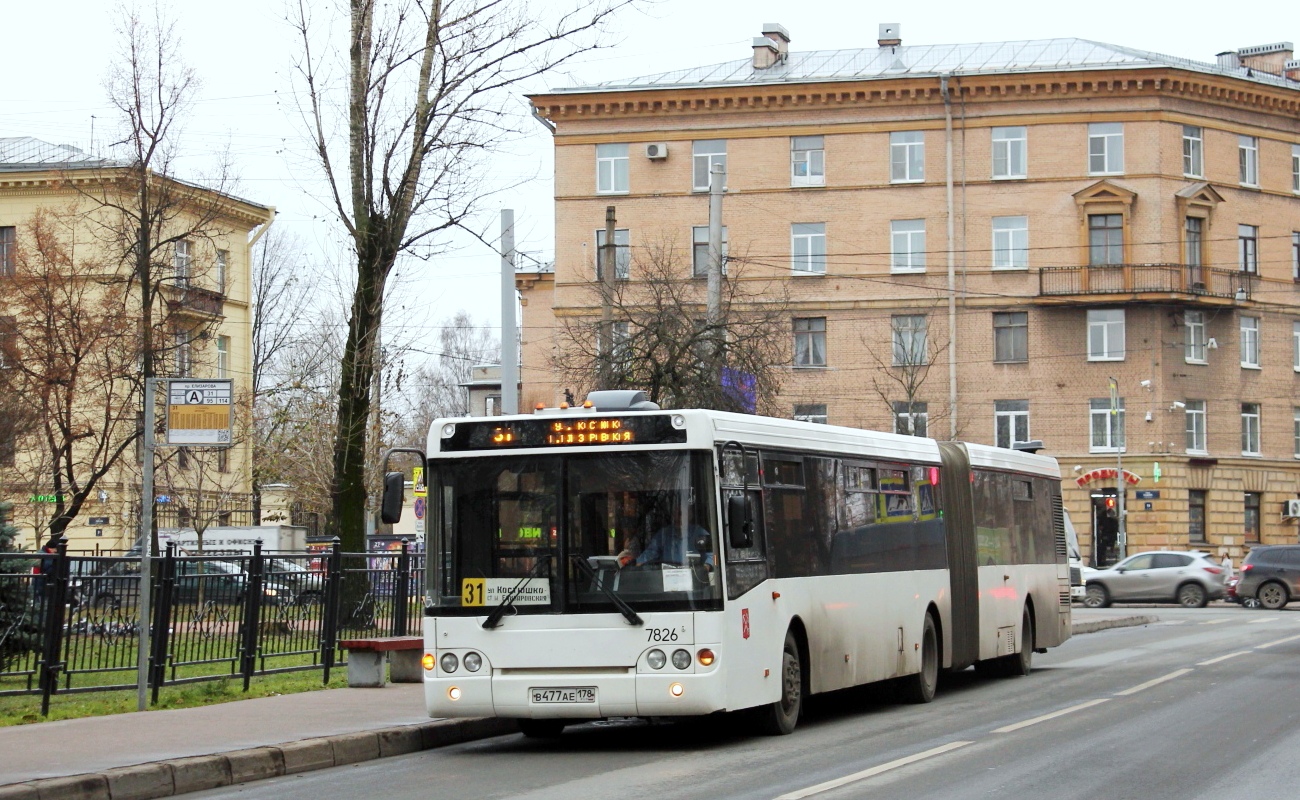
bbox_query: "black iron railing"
[1039,263,1255,300]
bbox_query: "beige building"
[0,138,274,552]
[522,28,1300,565]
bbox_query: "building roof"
[556,38,1298,93]
[0,137,118,171]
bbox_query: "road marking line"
[1198,651,1250,665]
[991,699,1110,733]
[1200,619,1229,625]
[1247,618,1274,624]
[1114,668,1193,696]
[772,741,974,799]
[1256,633,1300,650]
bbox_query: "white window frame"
[890,131,924,183]
[1239,224,1259,274]
[1293,232,1300,281]
[1240,316,1260,369]
[793,404,828,425]
[1182,125,1203,178]
[1238,135,1259,187]
[791,223,827,274]
[791,136,825,187]
[1185,310,1207,364]
[0,226,13,277]
[891,219,926,273]
[692,140,726,192]
[893,401,928,437]
[1293,145,1300,194]
[1090,397,1126,453]
[1294,320,1300,372]
[1185,400,1207,455]
[216,249,228,294]
[991,216,1028,270]
[994,400,1030,449]
[993,311,1028,363]
[594,228,631,280]
[1294,407,1300,458]
[691,225,728,278]
[793,317,827,367]
[174,331,191,378]
[216,335,229,378]
[1241,403,1261,456]
[991,126,1026,179]
[1087,309,1125,361]
[1088,122,1124,175]
[174,240,192,288]
[596,143,629,194]
[892,314,928,366]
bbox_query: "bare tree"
[866,314,955,439]
[389,311,498,445]
[289,0,635,551]
[556,240,790,414]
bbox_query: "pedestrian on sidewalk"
[1218,549,1234,581]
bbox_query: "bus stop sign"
[166,379,234,446]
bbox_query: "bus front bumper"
[426,670,727,720]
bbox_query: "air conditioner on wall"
[645,143,669,160]
[1284,499,1300,519]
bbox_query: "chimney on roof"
[753,23,790,70]
[1286,59,1300,81]
[1228,42,1294,75]
[878,23,901,48]
[1216,51,1241,70]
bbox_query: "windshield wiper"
[482,553,552,630]
[570,555,643,626]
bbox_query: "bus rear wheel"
[901,613,939,704]
[756,629,803,735]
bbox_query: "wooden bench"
[339,636,423,687]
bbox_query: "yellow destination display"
[169,406,230,430]
[460,577,551,606]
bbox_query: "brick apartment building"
[520,26,1300,566]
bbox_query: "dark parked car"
[1083,550,1226,608]
[265,558,325,605]
[1236,545,1300,610]
[80,559,292,610]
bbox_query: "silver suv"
[1083,550,1226,608]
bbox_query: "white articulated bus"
[381,390,1071,737]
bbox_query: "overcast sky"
[2,0,1292,344]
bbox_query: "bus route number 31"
[647,627,681,642]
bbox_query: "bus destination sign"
[441,415,686,451]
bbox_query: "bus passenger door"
[720,450,767,600]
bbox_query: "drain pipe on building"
[941,74,958,440]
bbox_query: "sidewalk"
[0,612,1154,800]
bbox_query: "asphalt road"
[191,606,1300,800]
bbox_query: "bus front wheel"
[900,613,938,704]
[756,629,803,735]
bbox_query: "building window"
[1238,135,1259,187]
[0,226,14,277]
[1088,122,1123,175]
[791,223,826,274]
[791,136,825,186]
[1185,217,1203,279]
[890,131,924,183]
[793,404,828,424]
[174,240,192,288]
[1185,400,1207,454]
[1292,232,1299,281]
[993,311,1028,363]
[892,315,928,366]
[1090,397,1125,452]
[793,317,826,367]
[1241,403,1261,456]
[1239,224,1258,273]
[692,140,726,191]
[485,395,502,416]
[1244,492,1261,543]
[596,143,629,194]
[1294,321,1300,371]
[1293,145,1300,193]
[894,401,928,437]
[216,336,230,378]
[995,400,1030,449]
[0,315,14,370]
[1240,316,1260,368]
[991,216,1028,269]
[1182,126,1203,178]
[595,228,630,280]
[691,225,728,278]
[1188,490,1207,545]
[217,447,229,474]
[991,126,1026,179]
[0,429,14,468]
[1185,310,1207,363]
[216,249,228,294]
[1087,309,1125,361]
[174,331,191,377]
[890,219,926,273]
[1294,407,1300,458]
[1088,214,1124,266]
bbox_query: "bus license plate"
[530,687,596,704]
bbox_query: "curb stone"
[1072,614,1159,634]
[0,718,519,800]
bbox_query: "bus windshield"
[429,450,722,616]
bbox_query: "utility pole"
[499,210,518,414]
[599,206,616,388]
[1110,376,1127,561]
[707,164,725,362]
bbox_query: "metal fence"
[0,538,424,714]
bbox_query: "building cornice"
[532,67,1300,129]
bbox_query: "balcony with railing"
[1038,263,1255,305]
[164,283,225,318]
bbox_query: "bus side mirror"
[380,472,405,524]
[727,495,752,549]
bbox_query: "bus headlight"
[463,652,482,672]
[671,649,692,670]
[440,653,459,674]
[647,649,667,669]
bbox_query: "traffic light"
[1103,496,1118,518]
